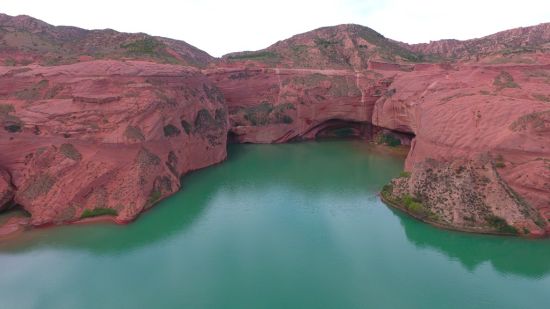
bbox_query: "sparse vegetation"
[146,190,162,206]
[59,143,82,161]
[533,94,550,103]
[194,109,217,132]
[493,71,519,89]
[122,38,161,56]
[124,125,145,141]
[4,58,17,66]
[485,215,518,234]
[137,148,161,166]
[181,120,192,134]
[22,174,55,200]
[80,208,117,219]
[399,171,411,178]
[241,102,295,126]
[314,38,341,48]
[227,51,280,62]
[509,110,550,131]
[15,80,49,100]
[1,104,23,133]
[163,124,181,137]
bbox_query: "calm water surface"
[1,140,549,308]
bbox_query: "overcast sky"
[2,0,549,57]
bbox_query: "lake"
[1,140,549,308]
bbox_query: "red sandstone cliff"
[0,60,227,225]
[0,14,549,237]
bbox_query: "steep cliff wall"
[0,60,227,225]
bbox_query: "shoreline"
[378,193,542,238]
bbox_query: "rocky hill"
[0,14,213,67]
[406,22,550,60]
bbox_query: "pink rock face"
[207,60,550,236]
[0,60,227,225]
[373,62,550,235]
[206,67,392,143]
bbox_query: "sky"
[1,0,549,57]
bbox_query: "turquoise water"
[1,140,549,308]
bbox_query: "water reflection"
[393,207,550,278]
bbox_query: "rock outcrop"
[0,13,549,236]
[0,60,227,225]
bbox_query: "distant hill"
[0,13,213,67]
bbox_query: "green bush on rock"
[81,208,118,219]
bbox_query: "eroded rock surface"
[0,60,227,225]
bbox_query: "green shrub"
[163,124,181,137]
[495,162,506,168]
[81,208,117,219]
[485,215,518,234]
[59,143,82,161]
[399,171,411,178]
[194,109,218,132]
[4,124,21,133]
[146,190,162,206]
[181,120,192,134]
[380,183,394,200]
[401,195,431,217]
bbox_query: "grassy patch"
[401,195,432,217]
[81,208,117,219]
[485,215,518,234]
[509,110,550,131]
[533,93,550,103]
[124,125,145,141]
[122,38,161,56]
[493,71,519,89]
[314,37,341,48]
[227,51,280,62]
[399,171,411,178]
[0,104,15,114]
[4,58,16,66]
[59,143,82,161]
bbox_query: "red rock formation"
[0,14,549,237]
[0,13,212,67]
[0,60,227,225]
